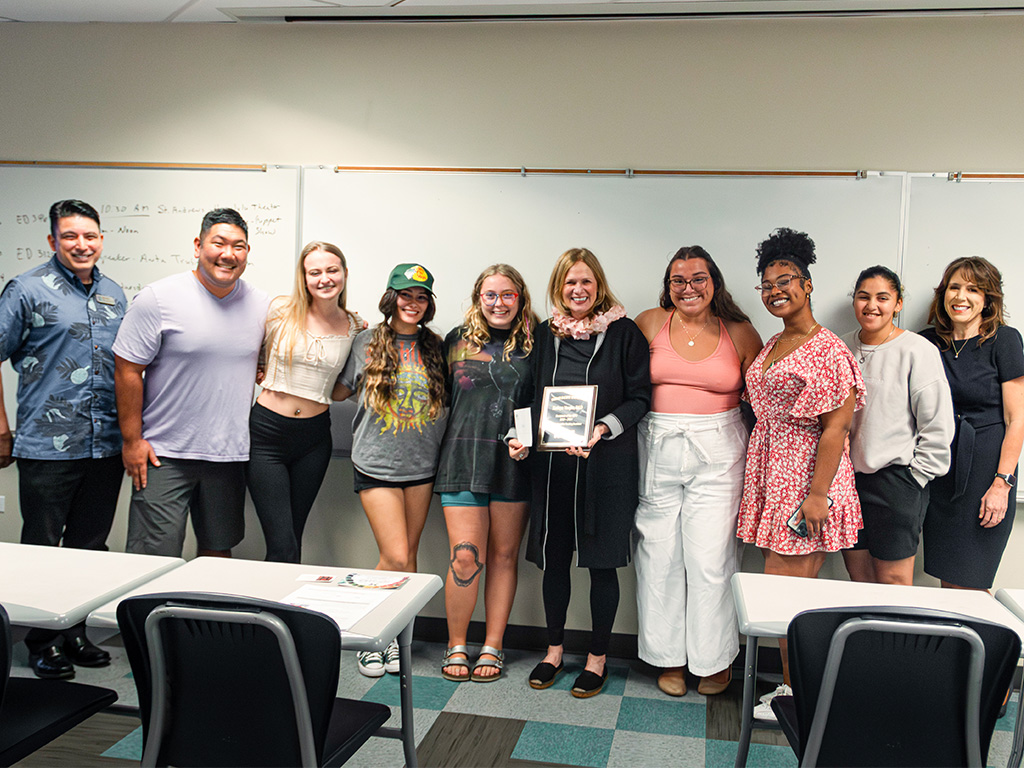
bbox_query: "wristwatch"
[995,472,1017,487]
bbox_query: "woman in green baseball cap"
[335,262,447,677]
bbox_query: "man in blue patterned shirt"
[0,199,126,679]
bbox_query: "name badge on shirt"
[95,294,116,305]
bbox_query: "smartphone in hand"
[786,496,834,538]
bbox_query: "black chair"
[0,604,118,767]
[117,592,391,767]
[770,606,1020,768]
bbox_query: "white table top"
[0,542,184,629]
[996,589,1024,623]
[86,557,442,651]
[733,572,1024,641]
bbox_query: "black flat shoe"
[529,661,564,690]
[63,635,111,667]
[571,668,608,698]
[30,644,75,679]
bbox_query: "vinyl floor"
[9,636,1020,767]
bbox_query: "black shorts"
[352,467,435,493]
[852,465,929,561]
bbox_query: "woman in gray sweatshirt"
[840,265,955,586]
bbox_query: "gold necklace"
[675,310,711,347]
[951,337,972,359]
[768,322,819,369]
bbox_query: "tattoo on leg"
[450,542,484,587]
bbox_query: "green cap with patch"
[387,263,435,295]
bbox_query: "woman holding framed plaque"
[633,246,763,698]
[510,248,650,698]
[736,228,865,720]
[435,265,539,683]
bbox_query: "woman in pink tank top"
[633,247,762,698]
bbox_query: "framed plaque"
[538,385,598,451]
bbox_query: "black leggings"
[542,455,620,657]
[246,402,332,563]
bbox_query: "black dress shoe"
[63,635,112,667]
[30,644,75,679]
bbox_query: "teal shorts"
[439,491,525,508]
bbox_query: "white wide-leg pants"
[634,409,747,675]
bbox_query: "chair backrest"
[0,604,12,707]
[787,606,1020,768]
[117,592,343,768]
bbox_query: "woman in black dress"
[509,247,650,698]
[922,257,1024,590]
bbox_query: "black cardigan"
[526,317,651,569]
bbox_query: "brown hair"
[927,256,1006,349]
[362,287,446,421]
[660,246,751,324]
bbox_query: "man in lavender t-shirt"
[113,208,269,557]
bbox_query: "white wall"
[2,16,1024,634]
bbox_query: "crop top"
[260,308,362,405]
[649,313,743,414]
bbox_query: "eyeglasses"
[668,277,709,291]
[480,291,519,306]
[756,274,802,294]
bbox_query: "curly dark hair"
[755,227,817,279]
[659,246,751,324]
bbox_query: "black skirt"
[923,420,1016,589]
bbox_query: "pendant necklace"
[676,310,711,347]
[951,337,972,359]
[856,324,897,364]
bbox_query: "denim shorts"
[438,490,524,508]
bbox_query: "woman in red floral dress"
[737,228,865,720]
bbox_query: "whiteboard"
[903,174,1024,332]
[0,165,300,298]
[301,168,906,344]
[0,164,300,428]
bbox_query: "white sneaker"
[753,684,792,722]
[357,650,386,678]
[383,639,401,674]
[758,683,791,704]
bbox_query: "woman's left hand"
[566,423,609,459]
[799,493,831,539]
[979,480,1011,527]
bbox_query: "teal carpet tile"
[616,695,706,738]
[512,720,616,767]
[705,738,798,767]
[361,672,460,710]
[101,727,142,761]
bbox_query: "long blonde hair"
[461,264,538,359]
[547,247,621,318]
[266,241,349,363]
